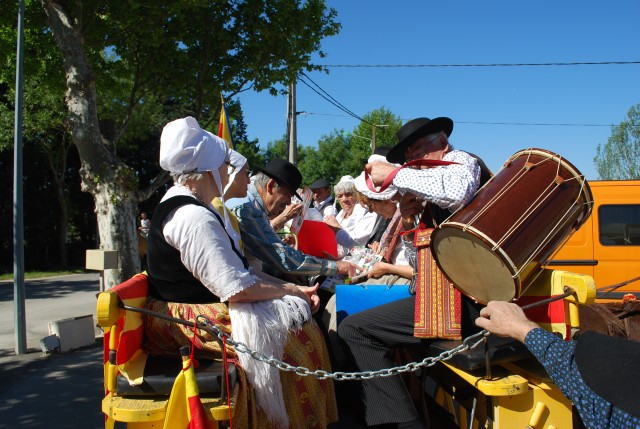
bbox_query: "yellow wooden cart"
[96,273,237,429]
[422,269,596,429]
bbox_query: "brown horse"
[578,299,640,342]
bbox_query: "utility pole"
[14,0,26,355]
[287,82,297,166]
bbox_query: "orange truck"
[548,179,640,300]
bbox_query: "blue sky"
[236,1,639,180]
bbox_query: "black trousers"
[337,295,482,426]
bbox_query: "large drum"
[431,148,593,303]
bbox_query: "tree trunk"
[86,176,140,289]
[55,183,68,268]
[42,0,140,286]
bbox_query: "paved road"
[0,274,105,429]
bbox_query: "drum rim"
[508,149,591,194]
[431,223,520,303]
[508,147,595,228]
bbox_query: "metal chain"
[196,315,490,381]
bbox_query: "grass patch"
[0,268,86,281]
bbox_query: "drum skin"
[431,148,593,303]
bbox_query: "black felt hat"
[255,158,303,200]
[309,178,331,190]
[386,117,454,164]
[575,330,640,417]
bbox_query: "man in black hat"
[309,178,338,218]
[337,117,491,429]
[477,301,640,427]
[228,158,359,281]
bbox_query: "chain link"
[196,315,490,381]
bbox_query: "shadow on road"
[0,275,100,303]
[0,342,104,429]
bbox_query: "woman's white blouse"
[334,203,378,256]
[161,186,257,302]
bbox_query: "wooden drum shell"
[431,148,593,303]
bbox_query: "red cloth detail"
[516,295,567,324]
[187,395,213,429]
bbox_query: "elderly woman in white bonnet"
[144,117,337,428]
[212,148,251,250]
[352,154,414,285]
[323,175,378,257]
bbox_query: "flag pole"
[218,95,235,150]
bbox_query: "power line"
[299,113,625,128]
[458,121,617,127]
[298,73,375,127]
[321,60,640,68]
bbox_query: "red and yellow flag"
[163,355,213,429]
[217,95,235,149]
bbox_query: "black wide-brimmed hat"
[386,117,454,164]
[255,158,303,200]
[309,178,331,190]
[575,330,640,417]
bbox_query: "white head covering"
[160,116,234,239]
[160,116,227,174]
[337,175,354,185]
[354,154,399,200]
[223,149,248,195]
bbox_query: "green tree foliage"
[0,0,340,280]
[224,99,264,170]
[595,104,640,180]
[297,107,403,186]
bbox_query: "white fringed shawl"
[228,295,311,428]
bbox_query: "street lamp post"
[371,124,389,154]
[371,124,389,153]
[343,124,390,154]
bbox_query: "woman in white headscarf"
[144,117,337,429]
[323,175,378,257]
[212,149,251,250]
[352,161,413,285]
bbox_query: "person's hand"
[280,203,303,222]
[297,283,321,313]
[323,215,341,231]
[281,234,296,247]
[271,203,303,230]
[364,161,397,186]
[336,260,362,278]
[475,301,540,343]
[399,193,424,226]
[367,261,389,279]
[369,241,381,254]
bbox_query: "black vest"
[147,195,247,304]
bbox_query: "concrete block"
[48,315,96,353]
[86,249,119,270]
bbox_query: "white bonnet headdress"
[354,154,399,200]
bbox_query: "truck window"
[599,204,640,246]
